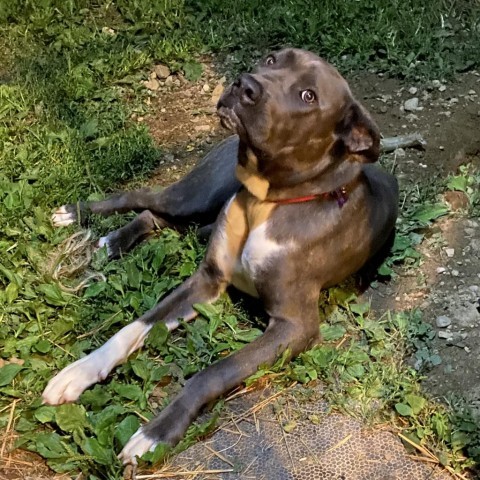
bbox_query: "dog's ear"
[336,101,380,162]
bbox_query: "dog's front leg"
[119,293,320,464]
[41,266,226,405]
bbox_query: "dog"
[42,48,399,464]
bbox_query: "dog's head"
[217,49,380,193]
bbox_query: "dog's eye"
[301,90,316,103]
[265,55,276,66]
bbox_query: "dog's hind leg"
[95,210,173,258]
[52,135,241,229]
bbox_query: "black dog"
[43,48,398,464]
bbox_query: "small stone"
[464,346,471,353]
[468,89,476,95]
[149,71,157,79]
[408,87,418,95]
[439,145,445,150]
[101,27,115,36]
[432,80,441,88]
[436,315,452,328]
[202,83,210,92]
[154,64,171,79]
[452,269,460,277]
[160,108,166,113]
[444,191,469,211]
[165,75,174,85]
[436,267,446,274]
[405,113,418,122]
[143,78,160,91]
[404,97,419,111]
[194,124,211,132]
[439,85,447,92]
[445,248,455,259]
[438,331,451,339]
[210,82,225,105]
[379,105,388,113]
[394,147,406,157]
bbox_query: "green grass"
[1,0,480,478]
[188,0,480,78]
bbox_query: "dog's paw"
[42,350,108,405]
[118,428,158,465]
[96,235,114,258]
[52,204,78,227]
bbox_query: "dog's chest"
[231,221,289,297]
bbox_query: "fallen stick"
[380,133,426,152]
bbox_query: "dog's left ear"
[336,101,380,162]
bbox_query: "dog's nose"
[235,74,263,105]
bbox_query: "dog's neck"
[236,145,363,202]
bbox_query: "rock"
[379,105,388,114]
[436,315,452,328]
[432,80,441,88]
[438,85,446,92]
[468,89,476,95]
[445,248,455,258]
[438,331,451,340]
[202,83,210,92]
[211,82,225,105]
[408,87,418,95]
[154,64,171,79]
[436,267,446,274]
[101,27,115,36]
[165,75,174,85]
[444,191,470,211]
[405,113,418,122]
[453,304,480,327]
[194,125,211,132]
[394,147,406,157]
[451,269,459,277]
[404,97,419,111]
[144,78,160,91]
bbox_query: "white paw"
[42,350,108,405]
[43,321,151,405]
[118,428,158,465]
[52,205,76,227]
[96,235,113,257]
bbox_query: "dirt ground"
[140,57,480,415]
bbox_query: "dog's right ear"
[336,101,380,162]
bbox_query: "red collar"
[272,186,349,207]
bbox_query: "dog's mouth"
[216,105,238,132]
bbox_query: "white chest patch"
[231,223,293,297]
